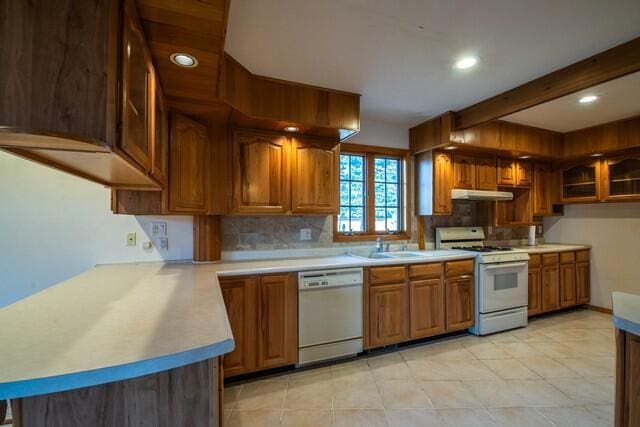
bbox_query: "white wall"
[347,118,408,149]
[544,202,640,309]
[0,152,193,307]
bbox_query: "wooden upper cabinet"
[233,130,290,214]
[497,158,517,186]
[516,160,532,187]
[151,73,168,186]
[369,282,408,347]
[561,160,601,202]
[475,155,498,190]
[453,153,476,189]
[169,114,208,213]
[409,278,445,339]
[220,277,257,377]
[121,0,153,171]
[533,162,552,216]
[433,151,453,214]
[602,153,640,201]
[498,121,517,151]
[445,274,474,332]
[290,137,339,214]
[257,274,298,369]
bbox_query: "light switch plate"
[126,233,136,246]
[300,228,312,241]
[151,222,167,236]
[157,237,169,250]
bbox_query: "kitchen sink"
[348,250,452,260]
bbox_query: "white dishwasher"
[298,268,363,366]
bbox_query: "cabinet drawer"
[409,263,443,279]
[559,252,575,264]
[528,254,541,268]
[445,260,474,277]
[542,253,559,267]
[369,266,407,285]
[576,250,590,262]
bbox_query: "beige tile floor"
[224,309,615,427]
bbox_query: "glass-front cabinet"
[561,160,600,202]
[602,154,640,201]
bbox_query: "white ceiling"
[502,72,640,132]
[225,0,640,127]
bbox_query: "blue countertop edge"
[0,338,235,400]
[613,315,640,336]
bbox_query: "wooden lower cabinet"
[445,274,475,331]
[220,273,297,378]
[219,277,257,377]
[559,263,577,307]
[576,260,591,304]
[541,265,560,312]
[527,267,542,316]
[616,329,640,427]
[369,282,409,347]
[409,278,445,339]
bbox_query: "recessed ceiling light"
[170,53,198,68]
[578,95,599,104]
[519,155,531,159]
[454,56,478,70]
[444,145,457,150]
[284,126,299,132]
[591,153,603,157]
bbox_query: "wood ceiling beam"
[454,37,640,130]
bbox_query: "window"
[335,144,411,241]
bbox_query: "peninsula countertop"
[612,292,640,336]
[0,250,475,400]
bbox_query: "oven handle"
[483,262,528,270]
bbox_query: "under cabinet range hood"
[451,189,514,201]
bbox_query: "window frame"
[334,143,411,242]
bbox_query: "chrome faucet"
[401,243,408,252]
[375,236,384,253]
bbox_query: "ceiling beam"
[454,37,640,130]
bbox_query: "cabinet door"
[369,283,408,347]
[220,277,257,377]
[497,158,516,186]
[560,263,577,307]
[151,73,168,186]
[257,274,297,369]
[121,0,153,171]
[433,151,453,214]
[445,275,474,331]
[602,154,640,201]
[476,155,497,190]
[453,153,476,189]
[576,261,590,304]
[542,265,560,312]
[562,160,601,202]
[290,137,339,214]
[622,332,640,427]
[409,278,445,339]
[533,163,552,216]
[233,130,290,214]
[528,267,542,316]
[516,160,532,187]
[169,114,207,213]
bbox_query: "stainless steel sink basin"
[348,251,449,260]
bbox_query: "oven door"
[478,261,528,313]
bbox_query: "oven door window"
[479,263,528,313]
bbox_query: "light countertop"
[612,292,640,336]
[0,250,475,400]
[513,243,591,254]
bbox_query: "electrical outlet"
[126,233,136,246]
[300,228,312,241]
[151,222,167,236]
[157,237,169,250]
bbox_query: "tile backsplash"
[220,200,540,252]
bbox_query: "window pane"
[338,207,350,232]
[374,158,386,181]
[350,182,364,206]
[350,156,364,180]
[375,208,386,231]
[351,207,364,232]
[374,182,385,205]
[386,159,399,183]
[340,182,349,205]
[386,207,399,231]
[340,155,350,180]
[386,183,398,206]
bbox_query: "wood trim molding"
[454,37,640,130]
[586,304,613,315]
[340,142,409,157]
[193,215,221,262]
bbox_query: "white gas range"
[436,227,530,335]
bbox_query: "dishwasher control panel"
[298,268,363,290]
